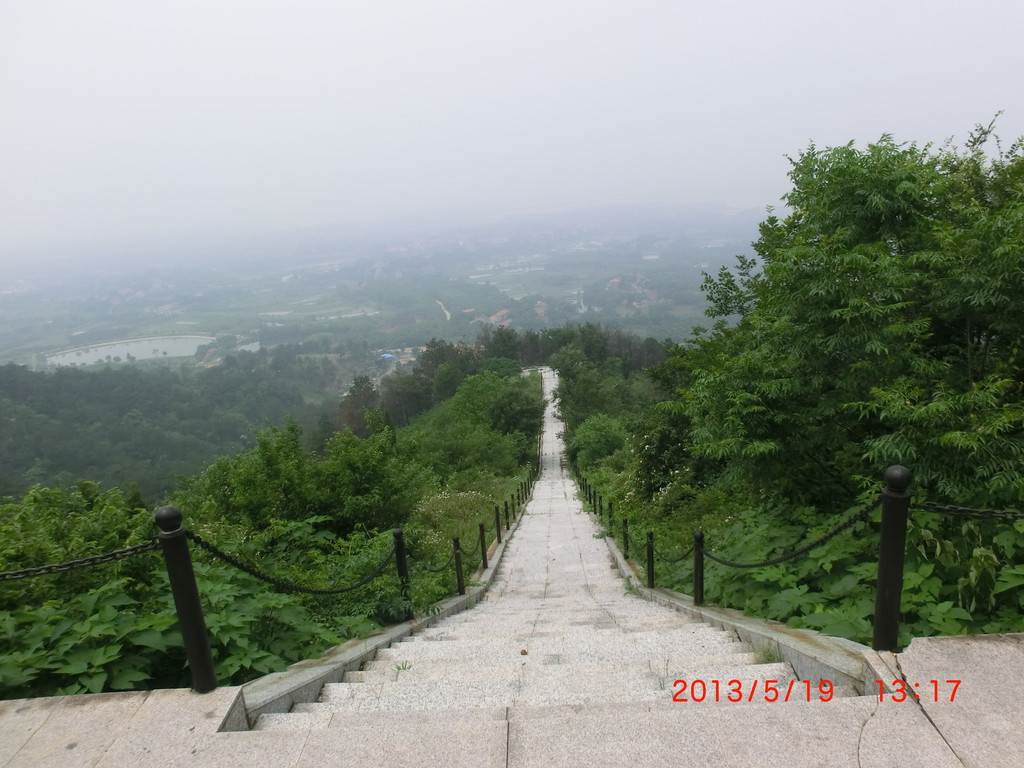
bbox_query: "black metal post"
[155,506,217,693]
[453,537,465,596]
[873,465,912,651]
[479,523,488,570]
[599,494,603,518]
[622,518,629,560]
[495,506,503,544]
[393,528,412,620]
[608,500,614,525]
[694,530,704,606]
[504,503,510,530]
[646,531,655,589]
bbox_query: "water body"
[46,335,216,366]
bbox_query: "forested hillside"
[559,126,1024,647]
[0,353,548,698]
[0,345,372,501]
[4,125,1022,701]
[1,322,664,699]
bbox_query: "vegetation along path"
[248,367,958,766]
[5,369,1010,766]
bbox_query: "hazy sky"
[2,1,1022,260]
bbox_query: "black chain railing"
[187,531,396,595]
[653,545,693,565]
[911,501,1024,522]
[702,497,878,569]
[576,463,1024,653]
[2,469,538,698]
[418,550,456,575]
[458,535,482,559]
[0,540,160,581]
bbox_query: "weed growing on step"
[754,644,783,665]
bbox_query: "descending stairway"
[250,367,884,766]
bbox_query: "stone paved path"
[6,367,1002,767]
[251,367,925,767]
[258,367,772,728]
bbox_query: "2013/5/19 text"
[671,679,834,703]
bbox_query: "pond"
[46,335,216,366]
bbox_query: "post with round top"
[646,531,655,589]
[693,530,705,606]
[873,465,913,651]
[453,537,465,596]
[479,523,488,570]
[495,506,503,544]
[393,528,412,620]
[155,505,217,693]
[504,502,510,530]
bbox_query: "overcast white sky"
[1,0,1022,262]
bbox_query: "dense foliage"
[0,344,380,502]
[687,126,1024,508]
[562,126,1024,647]
[1,359,543,699]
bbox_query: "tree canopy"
[676,126,1024,509]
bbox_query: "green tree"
[568,413,627,468]
[673,126,1024,509]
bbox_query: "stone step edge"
[255,688,877,731]
[235,505,528,729]
[309,664,805,713]
[350,652,763,682]
[601,532,898,695]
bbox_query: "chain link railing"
[458,535,481,559]
[2,468,538,698]
[702,497,878,569]
[187,531,396,595]
[418,550,456,575]
[653,545,693,565]
[0,540,160,581]
[576,463,1024,652]
[911,500,1024,522]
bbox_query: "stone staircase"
[244,368,894,766]
[6,366,1001,767]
